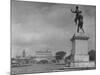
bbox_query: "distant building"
[22,50,26,57]
[11,50,36,67]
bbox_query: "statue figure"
[71,6,84,33]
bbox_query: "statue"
[71,6,84,33]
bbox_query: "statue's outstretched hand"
[71,9,75,13]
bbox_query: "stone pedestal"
[71,33,91,67]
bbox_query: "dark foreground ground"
[11,64,96,75]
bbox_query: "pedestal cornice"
[71,33,89,41]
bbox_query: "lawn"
[11,64,65,74]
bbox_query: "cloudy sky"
[11,0,96,57]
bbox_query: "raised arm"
[71,9,75,13]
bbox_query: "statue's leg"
[80,23,84,33]
[75,17,77,25]
[81,28,84,33]
[77,25,79,33]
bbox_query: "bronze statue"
[71,6,84,33]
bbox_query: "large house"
[35,50,54,62]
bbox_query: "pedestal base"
[71,62,95,67]
[70,33,95,67]
[74,55,89,62]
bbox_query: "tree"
[64,54,72,67]
[51,59,56,63]
[55,51,66,63]
[88,50,96,61]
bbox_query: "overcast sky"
[11,0,96,57]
